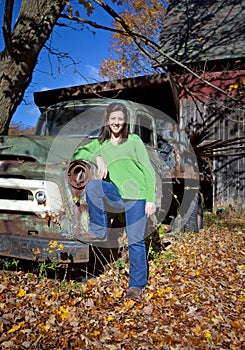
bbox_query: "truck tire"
[184,192,203,233]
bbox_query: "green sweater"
[73,134,156,202]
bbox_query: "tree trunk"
[0,0,66,134]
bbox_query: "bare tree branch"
[59,13,126,35]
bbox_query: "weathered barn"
[155,0,245,211]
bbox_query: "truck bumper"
[0,233,90,263]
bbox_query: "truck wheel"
[184,192,203,233]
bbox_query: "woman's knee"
[86,179,102,194]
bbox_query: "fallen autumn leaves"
[0,216,244,349]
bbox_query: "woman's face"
[108,110,125,136]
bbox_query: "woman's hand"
[96,156,108,179]
[145,202,156,218]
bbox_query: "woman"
[73,102,156,298]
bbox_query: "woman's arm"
[96,156,108,179]
[73,140,107,179]
[73,139,100,164]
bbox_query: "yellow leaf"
[49,240,57,249]
[204,330,212,339]
[239,295,245,302]
[93,330,100,336]
[148,292,154,299]
[156,289,164,296]
[107,315,113,322]
[124,299,135,309]
[38,323,49,333]
[228,84,239,90]
[8,324,21,333]
[56,306,69,321]
[17,288,26,297]
[165,287,172,293]
[224,305,232,310]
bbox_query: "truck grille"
[0,178,63,216]
[0,188,33,200]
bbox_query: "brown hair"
[98,102,129,143]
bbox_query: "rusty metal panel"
[0,233,90,263]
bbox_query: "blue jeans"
[85,180,148,289]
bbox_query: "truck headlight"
[35,190,47,204]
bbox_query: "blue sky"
[0,1,117,127]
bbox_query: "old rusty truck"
[0,98,201,263]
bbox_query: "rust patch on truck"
[66,160,99,234]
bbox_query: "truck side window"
[135,113,154,146]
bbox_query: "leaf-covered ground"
[0,214,244,349]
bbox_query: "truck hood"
[0,135,88,165]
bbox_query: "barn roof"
[34,73,178,120]
[156,0,245,66]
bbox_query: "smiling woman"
[73,101,157,299]
[108,110,125,143]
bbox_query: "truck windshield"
[37,104,106,137]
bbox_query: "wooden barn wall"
[179,99,245,211]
